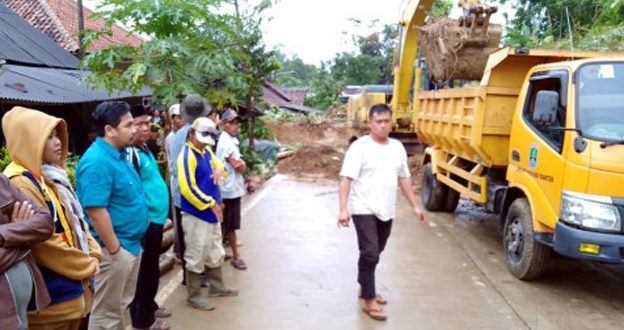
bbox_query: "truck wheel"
[421,163,447,211]
[442,189,460,213]
[503,198,550,280]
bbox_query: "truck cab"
[506,59,624,272]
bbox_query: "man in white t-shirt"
[338,103,426,321]
[216,108,247,270]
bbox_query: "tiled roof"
[283,87,308,106]
[1,0,143,53]
[262,82,318,113]
[0,3,79,68]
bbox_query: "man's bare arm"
[337,176,352,227]
[398,177,426,224]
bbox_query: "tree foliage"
[497,0,624,50]
[273,53,317,88]
[81,0,279,109]
[298,23,399,110]
[304,63,340,110]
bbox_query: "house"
[0,2,149,152]
[262,82,318,113]
[1,0,143,53]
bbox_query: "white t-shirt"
[340,135,410,221]
[164,130,176,186]
[216,131,246,199]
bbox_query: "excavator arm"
[391,0,435,114]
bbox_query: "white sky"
[83,0,511,65]
[260,0,406,64]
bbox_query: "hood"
[2,106,68,175]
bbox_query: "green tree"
[304,63,340,110]
[497,0,624,49]
[229,0,281,148]
[331,52,382,85]
[273,52,317,87]
[81,0,278,111]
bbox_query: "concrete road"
[153,175,624,330]
[430,200,624,330]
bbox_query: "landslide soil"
[265,119,423,186]
[265,120,357,179]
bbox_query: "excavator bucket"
[419,4,502,83]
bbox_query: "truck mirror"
[533,90,559,126]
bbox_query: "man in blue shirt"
[76,101,149,330]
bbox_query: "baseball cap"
[220,108,239,123]
[191,117,218,146]
[168,104,180,117]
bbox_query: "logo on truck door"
[529,143,539,169]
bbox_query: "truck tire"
[503,198,550,280]
[442,189,460,213]
[421,163,447,211]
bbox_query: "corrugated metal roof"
[0,64,150,104]
[0,3,78,68]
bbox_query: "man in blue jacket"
[178,117,237,311]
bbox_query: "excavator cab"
[419,0,502,83]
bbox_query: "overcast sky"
[83,0,510,65]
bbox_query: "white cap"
[191,117,217,146]
[168,104,180,117]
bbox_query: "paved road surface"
[153,175,624,330]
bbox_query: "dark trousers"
[172,204,184,258]
[172,206,187,282]
[130,222,163,328]
[353,214,393,300]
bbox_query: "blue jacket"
[177,142,221,223]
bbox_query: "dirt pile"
[419,18,502,82]
[265,120,357,179]
[276,144,343,179]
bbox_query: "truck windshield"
[577,63,624,141]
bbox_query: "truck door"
[509,70,569,231]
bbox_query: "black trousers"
[352,214,393,300]
[130,222,163,328]
[173,205,184,258]
[172,206,187,282]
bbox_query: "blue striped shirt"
[177,142,220,223]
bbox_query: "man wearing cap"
[127,105,171,330]
[170,94,224,285]
[216,108,247,270]
[164,104,186,266]
[178,118,238,311]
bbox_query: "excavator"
[390,0,502,135]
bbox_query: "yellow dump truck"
[417,47,624,279]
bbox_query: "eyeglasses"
[197,131,217,139]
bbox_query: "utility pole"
[76,0,85,58]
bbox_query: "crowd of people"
[0,94,428,328]
[0,93,248,330]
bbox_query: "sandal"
[230,259,247,270]
[149,320,171,330]
[362,307,387,321]
[358,294,388,305]
[154,307,171,318]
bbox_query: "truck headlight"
[560,191,621,232]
